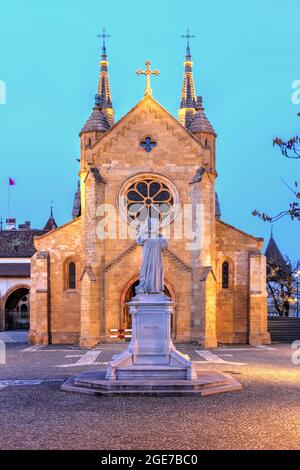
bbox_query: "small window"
[205,139,208,147]
[222,261,229,289]
[68,262,76,289]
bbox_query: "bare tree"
[253,115,300,222]
[267,258,300,316]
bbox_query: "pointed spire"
[43,203,57,231]
[80,31,113,136]
[215,192,221,220]
[265,231,285,268]
[96,28,114,126]
[265,231,291,276]
[72,180,81,219]
[178,29,197,128]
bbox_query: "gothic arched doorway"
[120,278,176,337]
[5,287,30,330]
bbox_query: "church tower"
[178,30,216,171]
[79,29,113,150]
[178,30,197,128]
[97,29,114,127]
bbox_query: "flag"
[8,177,15,186]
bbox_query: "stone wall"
[216,220,270,345]
[29,217,82,344]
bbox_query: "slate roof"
[0,263,30,277]
[265,235,286,267]
[0,230,46,258]
[80,106,110,134]
[215,192,221,220]
[43,215,57,231]
[72,181,81,219]
[188,96,216,135]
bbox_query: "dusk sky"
[0,0,299,260]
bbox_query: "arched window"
[68,262,76,289]
[222,261,229,289]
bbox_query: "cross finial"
[97,28,111,55]
[136,60,160,96]
[181,28,195,56]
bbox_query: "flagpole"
[7,181,10,226]
[7,177,16,228]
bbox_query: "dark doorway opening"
[5,288,30,330]
[121,281,173,332]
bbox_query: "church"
[29,33,271,348]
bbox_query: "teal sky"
[0,0,299,260]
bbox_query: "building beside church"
[29,36,270,348]
[0,211,57,331]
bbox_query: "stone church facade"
[29,38,270,348]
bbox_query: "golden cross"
[136,60,160,96]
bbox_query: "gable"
[33,217,82,252]
[216,220,264,251]
[83,95,209,173]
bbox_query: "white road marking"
[21,344,44,352]
[195,350,247,365]
[0,378,64,390]
[56,350,102,368]
[255,345,277,350]
[216,348,254,351]
[216,347,277,351]
[21,347,97,353]
[0,379,43,386]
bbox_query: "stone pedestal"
[105,294,196,380]
[62,293,242,397]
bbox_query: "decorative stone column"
[249,252,271,345]
[79,168,106,348]
[189,167,217,347]
[28,251,50,345]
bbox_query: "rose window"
[126,179,173,223]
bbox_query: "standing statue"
[136,220,168,295]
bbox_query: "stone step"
[63,376,242,397]
[74,378,228,391]
[199,379,243,396]
[115,366,188,380]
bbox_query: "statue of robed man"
[136,220,167,295]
